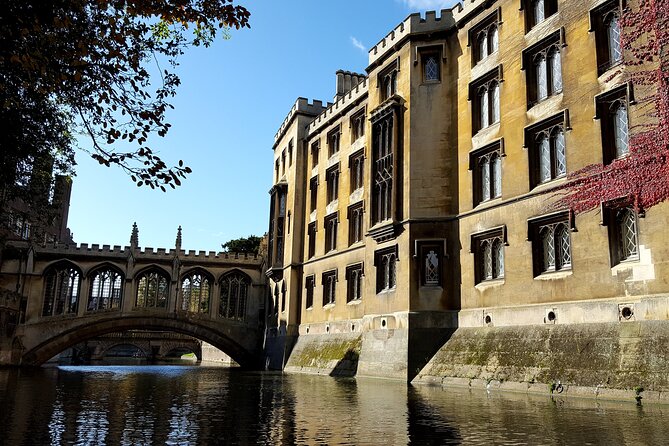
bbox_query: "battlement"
[273,97,330,148]
[307,77,368,136]
[28,241,262,263]
[368,9,456,66]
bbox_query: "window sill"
[305,306,313,311]
[326,200,339,215]
[419,285,443,290]
[527,92,563,119]
[474,196,503,210]
[535,269,572,280]
[327,153,340,169]
[350,187,364,204]
[471,51,499,81]
[421,79,441,86]
[524,13,559,44]
[323,303,336,310]
[611,258,640,272]
[376,287,397,296]
[475,278,504,290]
[472,122,501,146]
[531,176,567,193]
[347,299,362,306]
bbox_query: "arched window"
[88,267,123,312]
[43,263,81,317]
[219,272,249,320]
[181,271,211,314]
[135,269,169,309]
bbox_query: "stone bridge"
[83,330,204,361]
[0,230,268,367]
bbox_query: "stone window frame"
[346,263,364,303]
[347,202,364,246]
[601,199,641,266]
[349,148,365,192]
[378,57,400,102]
[528,211,575,277]
[520,0,558,32]
[307,221,317,259]
[328,125,341,157]
[524,110,571,189]
[135,267,170,310]
[589,0,626,75]
[469,66,503,135]
[351,108,366,143]
[309,176,318,213]
[374,245,399,293]
[595,83,634,165]
[305,275,315,309]
[470,226,507,285]
[287,139,293,167]
[218,271,250,321]
[326,163,340,204]
[522,29,566,108]
[414,240,446,287]
[469,139,505,206]
[468,8,501,65]
[322,269,337,307]
[371,108,395,226]
[311,140,320,168]
[324,212,339,254]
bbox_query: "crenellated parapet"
[367,9,456,67]
[273,97,329,149]
[306,77,368,137]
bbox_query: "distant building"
[265,0,669,381]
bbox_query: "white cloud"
[350,36,366,52]
[400,0,458,11]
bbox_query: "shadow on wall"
[329,348,359,378]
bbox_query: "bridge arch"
[100,343,151,359]
[19,313,261,368]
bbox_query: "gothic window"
[346,263,364,302]
[470,11,500,64]
[87,267,123,312]
[592,1,624,74]
[418,243,443,287]
[350,150,364,191]
[470,140,504,206]
[471,228,505,284]
[348,202,364,245]
[351,111,366,142]
[311,141,320,168]
[288,140,293,167]
[524,33,563,107]
[372,113,394,224]
[604,204,639,265]
[529,213,572,276]
[181,271,211,314]
[328,127,341,157]
[322,270,337,306]
[42,263,81,317]
[375,245,398,293]
[326,164,339,204]
[324,213,338,253]
[135,269,169,309]
[523,0,558,31]
[219,272,249,320]
[310,177,318,212]
[526,114,567,188]
[307,222,316,259]
[597,85,631,164]
[379,60,399,101]
[281,282,286,313]
[281,150,286,176]
[470,69,501,134]
[275,159,279,182]
[305,275,315,309]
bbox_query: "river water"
[1,364,668,445]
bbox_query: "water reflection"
[2,366,669,445]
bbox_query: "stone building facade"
[266,0,669,386]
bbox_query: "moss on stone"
[289,335,362,369]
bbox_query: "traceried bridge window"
[42,263,81,317]
[181,271,211,314]
[135,270,169,309]
[87,268,122,312]
[219,272,249,321]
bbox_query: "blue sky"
[68,0,458,251]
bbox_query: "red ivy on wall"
[555,0,669,214]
